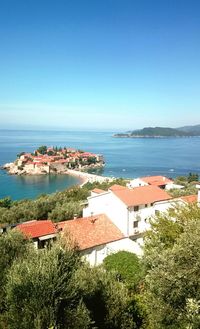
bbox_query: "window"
[134,206,139,211]
[145,204,148,208]
[133,220,139,228]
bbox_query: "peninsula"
[114,125,200,138]
[3,146,104,175]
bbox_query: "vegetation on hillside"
[143,204,200,328]
[114,126,200,138]
[169,172,198,198]
[0,178,127,225]
[0,232,136,329]
[0,177,199,328]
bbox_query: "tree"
[0,197,12,209]
[0,230,31,313]
[103,251,143,289]
[17,152,25,158]
[48,201,83,222]
[47,150,55,156]
[143,204,200,328]
[4,236,137,329]
[75,265,134,329]
[5,240,84,329]
[37,146,47,155]
[188,172,199,183]
[87,157,97,165]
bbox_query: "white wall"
[154,199,183,213]
[128,205,154,235]
[165,183,184,190]
[83,191,129,235]
[81,238,143,266]
[127,179,147,189]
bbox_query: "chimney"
[90,212,97,224]
[90,217,97,224]
[74,214,77,220]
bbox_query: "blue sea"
[0,129,200,200]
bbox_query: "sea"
[0,129,200,200]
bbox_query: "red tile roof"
[180,195,198,204]
[140,175,173,186]
[57,214,124,250]
[92,188,105,194]
[110,184,171,207]
[16,220,57,239]
[109,184,127,191]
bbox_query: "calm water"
[0,129,200,200]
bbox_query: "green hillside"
[114,125,200,138]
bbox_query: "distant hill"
[114,125,200,138]
[177,124,200,135]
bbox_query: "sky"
[0,0,200,130]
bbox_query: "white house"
[83,184,172,238]
[127,175,184,190]
[57,214,142,266]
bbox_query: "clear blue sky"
[0,0,200,130]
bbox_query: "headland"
[3,145,105,176]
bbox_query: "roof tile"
[57,214,124,250]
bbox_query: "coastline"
[67,169,114,187]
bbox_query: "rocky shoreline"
[2,145,105,176]
[2,162,104,176]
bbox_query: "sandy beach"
[67,169,114,187]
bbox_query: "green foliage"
[37,145,47,155]
[130,127,190,137]
[174,173,199,185]
[16,152,25,158]
[48,201,83,222]
[103,251,143,289]
[0,233,136,329]
[84,178,128,191]
[0,186,90,225]
[87,157,97,165]
[0,180,128,226]
[0,230,31,312]
[103,252,147,328]
[5,241,82,329]
[47,150,55,156]
[188,172,199,183]
[0,197,12,209]
[169,185,197,198]
[115,127,192,137]
[75,265,135,329]
[143,204,200,328]
[169,173,198,197]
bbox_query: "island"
[3,145,105,175]
[113,125,200,138]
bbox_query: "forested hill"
[114,125,200,138]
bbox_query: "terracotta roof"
[180,195,198,204]
[140,175,173,186]
[92,188,105,194]
[109,184,127,191]
[57,214,124,250]
[110,184,171,207]
[16,220,57,239]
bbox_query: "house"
[180,195,198,204]
[127,175,183,190]
[57,214,142,266]
[83,184,171,239]
[16,220,57,248]
[91,188,105,196]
